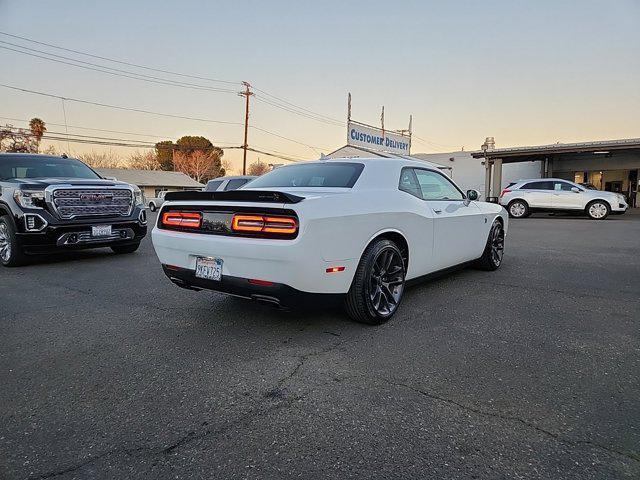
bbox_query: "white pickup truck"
[147,191,168,212]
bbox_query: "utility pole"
[239,81,253,175]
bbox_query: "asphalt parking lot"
[1,212,639,479]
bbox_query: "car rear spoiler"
[164,190,305,204]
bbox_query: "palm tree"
[29,118,46,153]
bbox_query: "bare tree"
[128,150,161,170]
[0,124,37,153]
[248,159,270,176]
[77,151,126,168]
[173,150,225,183]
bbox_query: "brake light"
[231,214,297,235]
[499,188,511,198]
[161,211,202,228]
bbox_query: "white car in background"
[152,158,508,324]
[499,178,628,220]
[147,191,168,212]
[205,175,257,192]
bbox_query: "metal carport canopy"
[471,138,640,163]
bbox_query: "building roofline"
[470,138,640,158]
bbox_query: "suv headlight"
[133,187,144,206]
[14,189,46,209]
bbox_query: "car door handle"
[433,209,442,214]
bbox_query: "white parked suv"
[500,178,628,220]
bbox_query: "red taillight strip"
[161,211,202,228]
[231,214,297,235]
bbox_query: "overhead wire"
[0,31,240,85]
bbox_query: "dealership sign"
[347,121,411,156]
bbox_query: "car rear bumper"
[161,265,343,309]
[152,227,358,294]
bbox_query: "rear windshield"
[246,162,364,189]
[0,156,100,180]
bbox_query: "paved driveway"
[1,213,639,479]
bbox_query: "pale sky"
[1,0,639,173]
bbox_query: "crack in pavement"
[362,374,640,464]
[27,397,301,479]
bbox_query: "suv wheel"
[508,200,529,218]
[586,200,610,220]
[0,216,26,267]
[148,203,156,212]
[345,239,406,325]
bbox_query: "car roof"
[0,153,76,161]
[292,157,442,170]
[209,175,256,181]
[514,178,574,183]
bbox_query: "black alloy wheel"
[476,220,505,271]
[345,239,406,325]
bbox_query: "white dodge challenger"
[152,158,507,324]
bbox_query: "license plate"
[195,257,223,281]
[92,225,112,237]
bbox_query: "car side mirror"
[571,187,580,193]
[466,189,479,201]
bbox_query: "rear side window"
[246,162,364,188]
[553,181,577,191]
[205,180,223,191]
[522,181,553,190]
[224,178,249,191]
[398,168,464,201]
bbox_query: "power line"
[0,116,173,139]
[252,86,344,125]
[0,30,239,86]
[0,43,237,94]
[250,125,329,153]
[0,83,244,126]
[246,147,300,163]
[253,95,344,127]
[1,116,238,145]
[0,31,348,129]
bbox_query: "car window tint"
[398,168,421,198]
[413,169,463,200]
[522,181,553,190]
[554,182,574,191]
[224,179,248,191]
[205,180,223,191]
[247,162,364,188]
[0,156,99,180]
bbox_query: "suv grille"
[52,188,133,219]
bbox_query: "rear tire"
[149,203,157,212]
[586,200,610,220]
[476,220,505,271]
[507,200,529,218]
[0,216,27,267]
[111,242,141,254]
[345,239,406,325]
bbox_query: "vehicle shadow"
[521,213,629,221]
[19,248,123,267]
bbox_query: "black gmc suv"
[0,153,147,267]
